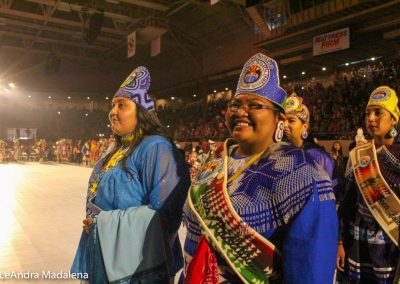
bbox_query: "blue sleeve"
[138,138,190,276]
[139,138,190,233]
[283,179,338,284]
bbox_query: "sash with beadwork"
[86,145,129,217]
[185,140,282,284]
[350,141,400,247]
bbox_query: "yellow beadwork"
[89,147,128,194]
[89,181,99,194]
[103,147,128,172]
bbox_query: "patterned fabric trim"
[350,223,388,244]
[183,205,201,244]
[85,146,129,217]
[345,157,355,181]
[381,145,400,168]
[188,139,282,283]
[348,257,396,280]
[350,141,400,247]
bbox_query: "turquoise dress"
[71,135,190,283]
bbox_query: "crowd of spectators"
[290,59,400,139]
[159,58,400,141]
[157,99,229,141]
[1,58,400,146]
[0,137,114,166]
[0,106,109,142]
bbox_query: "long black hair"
[302,132,329,154]
[330,140,344,158]
[109,104,173,170]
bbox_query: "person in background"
[208,139,218,159]
[284,93,336,182]
[0,140,5,163]
[182,53,338,284]
[196,148,208,165]
[337,86,400,283]
[330,140,347,202]
[81,140,90,167]
[354,128,367,146]
[71,66,190,284]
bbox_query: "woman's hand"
[336,242,345,272]
[83,217,94,235]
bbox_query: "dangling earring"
[301,130,308,140]
[274,121,285,142]
[389,127,398,138]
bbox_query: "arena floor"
[0,162,185,283]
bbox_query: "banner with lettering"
[313,27,350,56]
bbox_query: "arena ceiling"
[0,0,255,98]
[0,0,399,100]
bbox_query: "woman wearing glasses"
[181,53,338,283]
[337,86,400,283]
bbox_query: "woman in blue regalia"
[71,66,190,283]
[181,53,338,284]
[283,93,338,197]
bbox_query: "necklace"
[227,143,275,183]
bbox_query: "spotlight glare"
[371,57,375,61]
[9,82,15,88]
[48,96,52,99]
[283,75,287,79]
[301,71,305,75]
[171,97,175,100]
[87,97,90,100]
[322,67,326,71]
[345,63,349,66]
[105,97,109,100]
[225,87,228,91]
[28,95,31,98]
[85,113,88,117]
[67,96,71,99]
[193,94,197,98]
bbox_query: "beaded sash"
[186,140,281,283]
[350,141,400,246]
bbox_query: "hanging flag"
[127,31,136,58]
[151,36,161,57]
[210,0,219,5]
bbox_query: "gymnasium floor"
[0,162,185,283]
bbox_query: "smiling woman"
[181,53,338,284]
[225,95,281,156]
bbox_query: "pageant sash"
[187,140,281,284]
[350,141,400,246]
